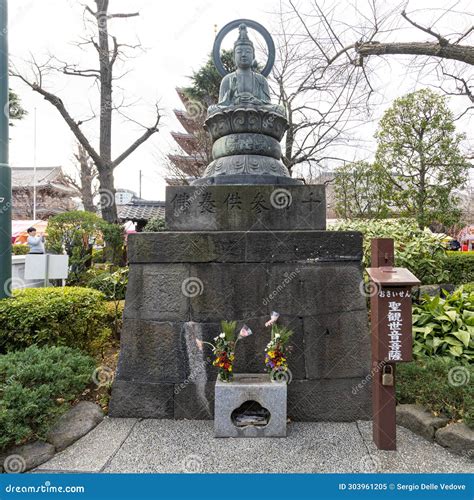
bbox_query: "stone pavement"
[34,418,473,474]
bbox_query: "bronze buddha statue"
[208,24,285,116]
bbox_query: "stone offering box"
[215,374,286,438]
[110,183,371,422]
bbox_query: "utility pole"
[139,169,142,199]
[0,0,11,299]
[33,107,37,220]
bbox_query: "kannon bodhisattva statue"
[208,23,285,116]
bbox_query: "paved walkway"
[34,419,473,474]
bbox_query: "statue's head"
[234,23,255,70]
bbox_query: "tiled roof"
[13,166,60,185]
[12,166,77,194]
[117,202,165,222]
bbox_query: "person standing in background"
[26,227,45,254]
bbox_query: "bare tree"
[288,1,474,111]
[268,1,380,178]
[64,144,98,212]
[11,0,160,223]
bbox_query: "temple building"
[166,88,210,184]
[11,166,78,220]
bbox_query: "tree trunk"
[284,107,294,176]
[74,144,97,212]
[98,166,117,223]
[96,0,118,223]
[80,165,96,213]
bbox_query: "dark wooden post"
[367,238,420,450]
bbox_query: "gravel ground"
[35,418,474,474]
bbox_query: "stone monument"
[109,19,371,423]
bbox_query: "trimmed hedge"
[397,357,473,428]
[331,218,448,284]
[444,252,474,285]
[0,287,110,354]
[0,345,96,450]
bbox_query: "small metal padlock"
[382,365,394,386]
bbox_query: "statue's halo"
[212,19,276,78]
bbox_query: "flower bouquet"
[198,321,253,382]
[264,312,293,381]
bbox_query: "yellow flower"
[229,366,233,372]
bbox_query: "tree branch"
[356,41,474,65]
[401,10,449,46]
[10,68,103,168]
[112,105,161,167]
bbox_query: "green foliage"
[12,244,29,256]
[375,89,470,229]
[0,345,95,450]
[8,89,27,125]
[81,266,128,301]
[460,283,474,294]
[397,357,473,428]
[183,50,235,106]
[444,253,474,285]
[334,161,389,219]
[412,288,474,362]
[46,211,124,281]
[143,217,166,232]
[271,323,294,346]
[100,223,125,265]
[220,320,237,343]
[332,218,448,284]
[91,248,105,264]
[105,300,125,339]
[0,287,110,354]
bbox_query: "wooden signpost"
[366,238,420,450]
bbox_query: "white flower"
[213,336,219,342]
[219,333,225,338]
[275,334,280,338]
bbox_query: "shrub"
[0,345,96,450]
[331,218,448,284]
[143,217,166,232]
[46,211,125,282]
[459,282,474,294]
[91,248,105,264]
[444,252,474,285]
[397,357,473,428]
[412,287,474,362]
[12,244,29,256]
[105,300,125,339]
[82,266,128,301]
[0,287,111,354]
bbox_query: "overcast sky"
[8,0,473,200]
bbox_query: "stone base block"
[110,228,371,422]
[215,374,287,437]
[166,184,326,231]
